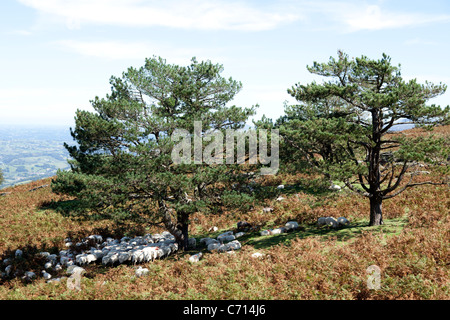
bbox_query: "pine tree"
[52,56,257,249]
[283,51,449,225]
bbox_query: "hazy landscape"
[0,126,72,189]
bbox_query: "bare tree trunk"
[369,195,383,226]
[158,200,189,250]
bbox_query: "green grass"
[242,215,409,249]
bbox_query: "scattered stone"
[235,232,246,238]
[329,184,341,191]
[262,207,274,213]
[251,252,265,259]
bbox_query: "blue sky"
[1,0,449,127]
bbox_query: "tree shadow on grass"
[241,217,409,250]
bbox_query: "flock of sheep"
[1,231,188,282]
[1,202,350,282]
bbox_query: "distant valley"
[0,125,74,189]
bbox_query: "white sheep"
[207,242,221,252]
[23,271,36,280]
[226,240,241,251]
[155,247,165,259]
[188,238,197,249]
[91,249,105,260]
[270,227,286,235]
[5,265,12,276]
[205,239,220,247]
[260,230,271,236]
[131,250,144,264]
[325,217,339,229]
[107,252,119,265]
[67,265,85,276]
[135,266,149,277]
[200,237,213,245]
[277,184,285,189]
[142,247,157,262]
[217,234,236,243]
[285,221,299,231]
[118,252,131,264]
[189,252,203,263]
[337,217,349,226]
[76,254,88,266]
[15,249,23,258]
[38,252,50,258]
[42,270,52,280]
[317,217,327,227]
[44,261,53,270]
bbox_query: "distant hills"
[0,121,416,190]
[0,125,73,189]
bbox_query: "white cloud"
[299,2,450,32]
[403,38,438,46]
[17,0,300,31]
[56,39,227,64]
[58,40,159,60]
[6,30,33,36]
[342,4,450,32]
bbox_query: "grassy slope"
[0,126,448,300]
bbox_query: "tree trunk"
[369,195,383,226]
[368,109,383,226]
[158,200,189,250]
[176,212,190,251]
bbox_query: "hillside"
[0,125,448,301]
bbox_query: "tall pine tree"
[52,56,257,249]
[284,51,449,225]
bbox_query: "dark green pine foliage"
[282,51,449,226]
[52,56,257,249]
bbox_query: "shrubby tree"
[0,169,4,186]
[52,56,258,249]
[280,51,449,225]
